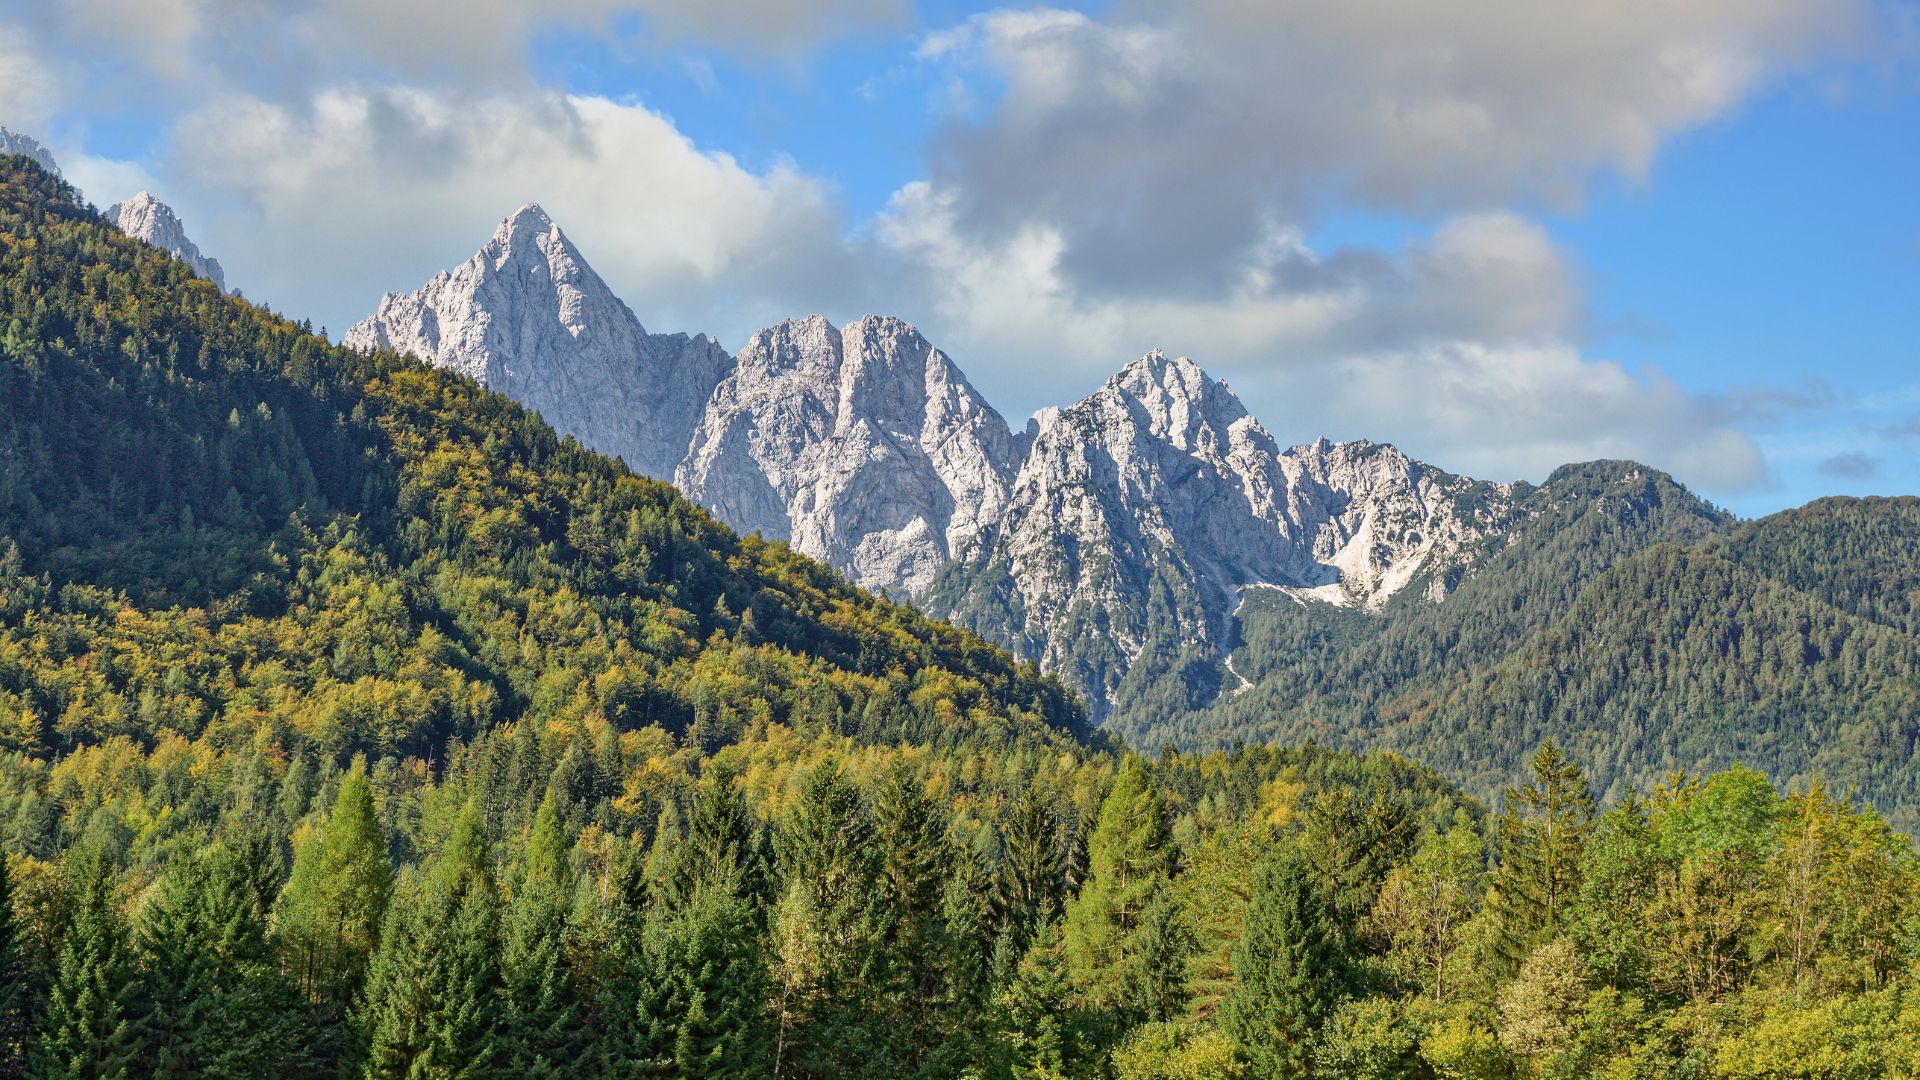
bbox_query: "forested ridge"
[4,155,1920,1079]
[1151,465,1920,830]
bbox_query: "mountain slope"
[0,154,1085,766]
[1163,467,1920,827]
[344,204,733,482]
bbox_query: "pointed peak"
[492,202,564,248]
[0,128,60,178]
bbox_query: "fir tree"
[0,854,31,1079]
[502,791,581,1078]
[362,804,505,1079]
[1062,756,1175,1018]
[1490,743,1596,966]
[995,784,1065,948]
[870,764,959,1067]
[1221,850,1351,1079]
[635,887,769,1078]
[32,845,139,1080]
[664,767,766,911]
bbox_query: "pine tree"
[1062,756,1175,1018]
[1,854,35,1079]
[276,762,392,1017]
[1490,743,1595,966]
[502,791,581,1077]
[989,921,1089,1080]
[1221,850,1351,1079]
[1129,888,1194,1024]
[32,845,139,1080]
[362,803,505,1079]
[130,862,219,1078]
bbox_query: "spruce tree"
[1129,888,1194,1024]
[32,845,139,1080]
[0,854,31,1079]
[663,768,766,911]
[276,762,392,1017]
[130,862,219,1078]
[994,784,1064,947]
[1062,756,1175,1017]
[769,762,886,1079]
[362,803,505,1079]
[1490,742,1595,966]
[1221,850,1350,1079]
[634,887,768,1078]
[870,765,959,1067]
[502,791,581,1077]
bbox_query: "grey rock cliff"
[343,204,731,481]
[106,192,229,293]
[677,314,1019,597]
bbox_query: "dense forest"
[4,154,1920,1079]
[1142,466,1920,830]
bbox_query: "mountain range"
[8,135,1917,823]
[345,203,1530,724]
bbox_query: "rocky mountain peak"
[0,128,60,178]
[106,192,229,293]
[678,312,1019,597]
[344,204,731,481]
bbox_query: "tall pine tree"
[1062,756,1176,1020]
[0,854,31,1079]
[1490,743,1595,966]
[276,762,392,1022]
[502,791,582,1078]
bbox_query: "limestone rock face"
[0,128,60,178]
[677,314,1019,597]
[344,204,731,481]
[922,352,1512,717]
[106,193,229,293]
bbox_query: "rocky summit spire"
[106,192,229,293]
[0,128,60,178]
[343,203,732,482]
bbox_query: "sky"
[2,0,1916,516]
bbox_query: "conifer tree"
[1221,850,1350,1079]
[995,784,1065,947]
[1490,743,1595,965]
[0,854,31,1079]
[989,921,1089,1080]
[664,768,766,911]
[362,803,505,1079]
[130,862,219,1078]
[1062,756,1175,1017]
[634,887,769,1078]
[276,762,392,1018]
[502,791,580,1077]
[870,764,959,1066]
[32,845,139,1080]
[770,762,886,1079]
[1129,888,1194,1024]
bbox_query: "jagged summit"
[678,312,1020,596]
[0,128,59,178]
[345,203,732,482]
[106,192,229,293]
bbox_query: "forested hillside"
[4,154,1920,1080]
[1155,466,1920,829]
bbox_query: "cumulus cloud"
[917,1,1868,295]
[166,87,872,339]
[0,24,63,126]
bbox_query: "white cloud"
[166,87,871,339]
[0,24,63,126]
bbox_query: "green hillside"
[1161,465,1920,827]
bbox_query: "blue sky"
[3,0,1915,515]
